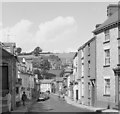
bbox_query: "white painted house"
[40,79,54,93]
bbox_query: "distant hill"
[18,51,76,66]
[54,52,76,66]
[18,52,75,59]
[54,52,75,59]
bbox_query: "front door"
[0,65,9,97]
[2,66,9,90]
[76,90,78,100]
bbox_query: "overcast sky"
[0,1,118,52]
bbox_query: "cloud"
[0,19,35,52]
[36,16,77,42]
[35,16,78,52]
[0,16,78,52]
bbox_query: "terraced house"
[77,37,96,106]
[0,42,18,112]
[93,4,120,109]
[17,57,34,101]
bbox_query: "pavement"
[10,94,119,113]
[65,95,119,113]
[52,93,119,113]
[11,98,36,113]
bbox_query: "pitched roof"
[93,9,119,35]
[1,46,18,61]
[78,37,95,51]
[73,52,78,59]
[48,69,63,77]
[40,79,54,84]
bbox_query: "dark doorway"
[2,66,9,90]
[76,90,78,100]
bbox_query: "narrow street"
[1,2,119,114]
[28,94,91,112]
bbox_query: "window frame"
[104,77,110,96]
[104,29,110,42]
[88,43,90,56]
[104,49,110,66]
[81,79,84,97]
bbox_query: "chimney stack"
[107,4,118,17]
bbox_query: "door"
[76,90,78,100]
[2,66,9,90]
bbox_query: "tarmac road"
[28,94,92,112]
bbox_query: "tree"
[32,57,51,79]
[33,68,43,79]
[16,47,22,54]
[39,59,51,79]
[48,55,62,70]
[33,47,42,56]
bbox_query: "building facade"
[17,57,34,101]
[40,79,53,93]
[0,44,18,112]
[77,37,96,106]
[72,52,79,102]
[93,4,119,109]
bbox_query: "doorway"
[76,90,78,101]
[2,66,9,90]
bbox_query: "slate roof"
[93,9,120,35]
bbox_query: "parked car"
[44,92,50,100]
[37,93,46,101]
[37,92,49,101]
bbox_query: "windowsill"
[103,94,110,97]
[103,65,110,67]
[103,40,110,44]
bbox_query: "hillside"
[54,52,76,66]
[18,52,76,66]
